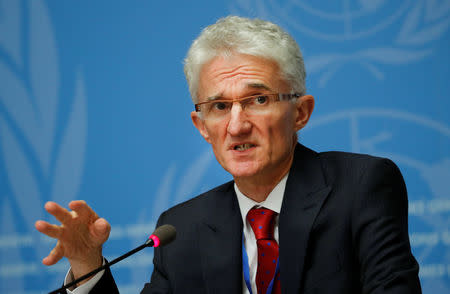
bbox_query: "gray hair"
[184,15,306,103]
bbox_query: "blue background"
[0,0,449,293]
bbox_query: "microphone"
[145,224,176,247]
[49,224,176,294]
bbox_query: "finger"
[35,220,61,239]
[91,218,111,245]
[69,200,98,220]
[42,242,64,266]
[45,201,72,224]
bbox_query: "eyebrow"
[206,95,222,102]
[205,83,273,101]
[246,83,272,91]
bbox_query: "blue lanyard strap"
[242,235,280,294]
[242,237,253,294]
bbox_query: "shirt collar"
[235,172,289,223]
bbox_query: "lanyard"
[242,235,280,294]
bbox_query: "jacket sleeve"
[88,265,119,293]
[353,158,421,294]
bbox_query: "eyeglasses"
[195,93,301,120]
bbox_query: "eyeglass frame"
[194,92,302,114]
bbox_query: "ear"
[191,111,212,143]
[294,95,315,132]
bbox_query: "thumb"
[91,218,111,245]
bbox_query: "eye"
[254,95,268,105]
[212,102,228,111]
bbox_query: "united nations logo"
[231,0,450,86]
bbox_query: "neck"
[234,156,293,203]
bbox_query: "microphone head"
[147,224,176,247]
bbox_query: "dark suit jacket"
[92,144,421,293]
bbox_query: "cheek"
[204,122,226,147]
[269,113,296,146]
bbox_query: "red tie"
[247,208,281,294]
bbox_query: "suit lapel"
[279,144,331,294]
[198,183,243,294]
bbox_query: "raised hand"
[35,200,110,284]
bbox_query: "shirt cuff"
[64,258,106,294]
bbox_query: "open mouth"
[234,143,256,151]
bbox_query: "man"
[36,16,421,293]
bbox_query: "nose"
[226,103,252,136]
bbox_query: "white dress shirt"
[235,173,288,294]
[64,173,288,293]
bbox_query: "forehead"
[197,53,289,101]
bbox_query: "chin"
[226,162,262,178]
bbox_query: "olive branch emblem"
[0,0,87,290]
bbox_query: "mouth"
[233,143,256,151]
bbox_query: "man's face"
[191,53,313,181]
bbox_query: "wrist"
[70,253,103,286]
